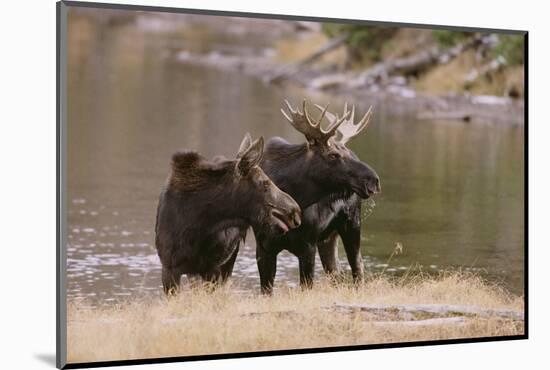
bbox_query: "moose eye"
[328,153,341,161]
[263,181,270,191]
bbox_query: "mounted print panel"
[57,1,526,368]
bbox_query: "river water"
[66,11,525,303]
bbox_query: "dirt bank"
[171,17,524,125]
[71,10,524,125]
[175,46,524,125]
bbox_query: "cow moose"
[254,100,381,294]
[155,134,302,295]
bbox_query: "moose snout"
[269,196,302,231]
[282,196,302,229]
[289,207,301,228]
[367,176,381,194]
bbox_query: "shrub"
[432,30,472,48]
[492,34,524,65]
[322,23,397,65]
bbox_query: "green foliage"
[432,31,524,66]
[322,23,397,64]
[492,34,524,65]
[432,30,472,48]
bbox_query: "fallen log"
[242,310,301,318]
[353,35,485,87]
[266,34,348,84]
[464,56,506,88]
[239,303,523,325]
[369,317,467,327]
[416,111,474,122]
[329,303,524,321]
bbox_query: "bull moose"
[155,134,301,295]
[254,100,381,294]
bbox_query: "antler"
[315,102,373,144]
[281,99,350,144]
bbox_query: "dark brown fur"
[168,151,233,192]
[254,135,380,294]
[155,136,301,295]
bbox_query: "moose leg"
[219,245,239,284]
[317,231,341,277]
[257,245,278,295]
[199,245,240,287]
[162,267,181,296]
[187,273,202,289]
[200,269,223,291]
[338,220,364,284]
[298,245,316,289]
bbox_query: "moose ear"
[236,132,253,158]
[237,136,264,176]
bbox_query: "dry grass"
[414,49,524,97]
[274,32,347,68]
[67,272,524,364]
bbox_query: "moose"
[155,134,302,295]
[254,100,381,294]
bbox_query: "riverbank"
[176,49,524,125]
[67,272,524,364]
[170,18,524,125]
[70,10,524,125]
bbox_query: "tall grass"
[67,272,523,364]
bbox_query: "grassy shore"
[67,272,523,364]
